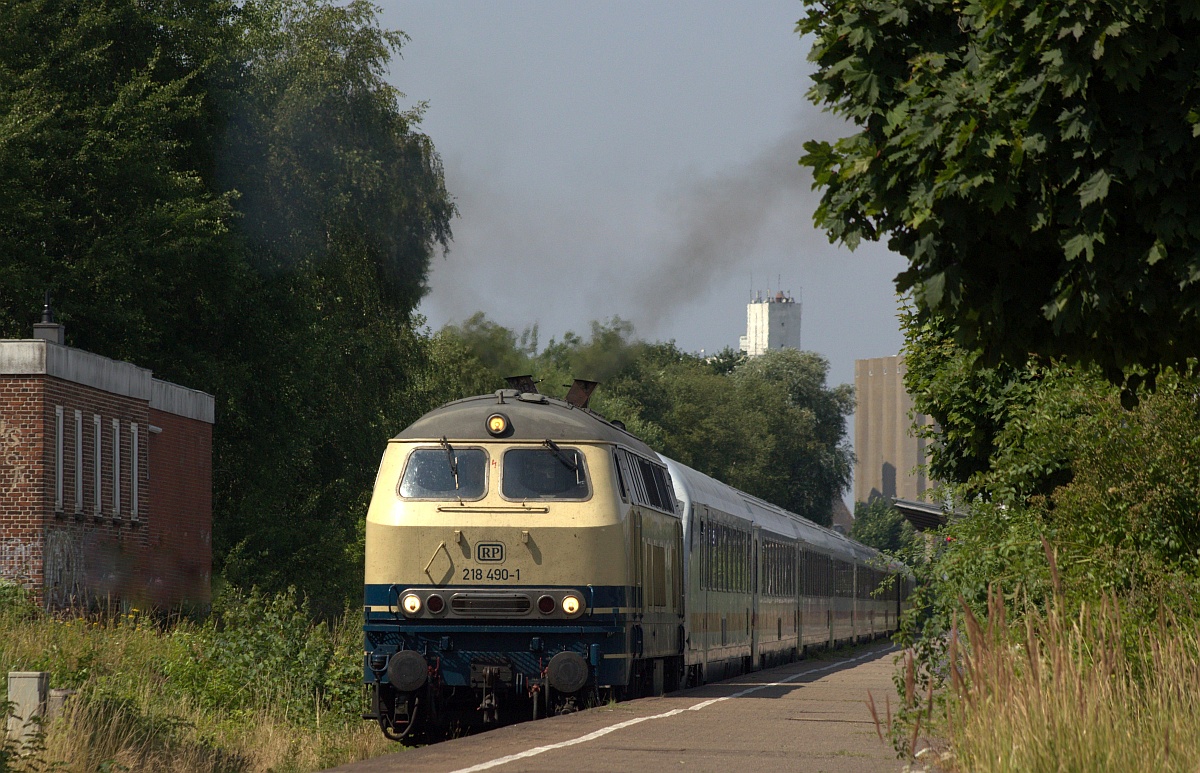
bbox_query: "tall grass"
[940,584,1200,772]
[0,584,399,772]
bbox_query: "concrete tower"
[853,354,937,504]
[738,290,801,356]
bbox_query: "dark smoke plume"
[630,111,852,329]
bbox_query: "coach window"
[502,447,590,500]
[398,447,488,500]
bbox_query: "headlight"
[486,413,509,436]
[401,593,422,615]
[561,595,582,615]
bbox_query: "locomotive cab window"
[502,446,590,500]
[398,447,488,500]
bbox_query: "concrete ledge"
[151,379,215,424]
[1,340,214,423]
[1,340,151,398]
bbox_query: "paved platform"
[329,642,906,773]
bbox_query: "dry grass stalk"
[945,582,1200,772]
[866,690,884,742]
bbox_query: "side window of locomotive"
[502,448,590,500]
[613,452,628,502]
[398,448,488,500]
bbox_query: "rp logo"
[476,542,505,563]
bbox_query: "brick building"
[0,315,214,609]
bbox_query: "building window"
[112,418,121,515]
[54,406,63,511]
[93,414,101,515]
[74,410,82,513]
[131,422,139,519]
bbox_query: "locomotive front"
[362,390,647,740]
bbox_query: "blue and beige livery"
[362,383,908,740]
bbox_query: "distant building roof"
[892,497,960,532]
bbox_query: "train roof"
[395,390,658,457]
[663,457,882,565]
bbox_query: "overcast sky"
[380,1,908,392]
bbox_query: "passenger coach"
[362,383,908,740]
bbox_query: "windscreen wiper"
[440,436,460,490]
[543,438,579,472]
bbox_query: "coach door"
[695,506,709,676]
[750,525,761,670]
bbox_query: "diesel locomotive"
[361,382,909,741]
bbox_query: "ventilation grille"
[450,592,531,616]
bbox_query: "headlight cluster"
[535,593,582,616]
[400,592,446,616]
[397,589,584,618]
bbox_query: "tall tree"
[728,349,854,524]
[0,0,245,379]
[0,0,456,612]
[210,0,455,609]
[800,1,1200,390]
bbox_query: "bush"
[0,589,394,771]
[163,587,364,725]
[893,370,1200,763]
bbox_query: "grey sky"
[380,1,907,391]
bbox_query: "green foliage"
[219,0,453,311]
[0,581,36,623]
[0,0,244,372]
[439,316,854,525]
[167,587,361,722]
[900,306,1108,503]
[894,311,1200,760]
[1029,373,1200,599]
[0,590,390,770]
[440,312,538,382]
[705,346,748,375]
[800,0,1200,386]
[208,0,455,614]
[851,497,919,559]
[726,350,854,523]
[0,0,456,612]
[900,370,1200,654]
[0,699,52,773]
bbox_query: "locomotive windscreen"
[502,448,589,500]
[399,448,488,499]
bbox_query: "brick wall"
[146,408,212,605]
[1,341,214,610]
[0,376,45,599]
[40,377,151,607]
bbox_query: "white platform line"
[449,646,895,773]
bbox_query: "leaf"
[922,272,947,308]
[1078,169,1111,208]
[1063,232,1095,261]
